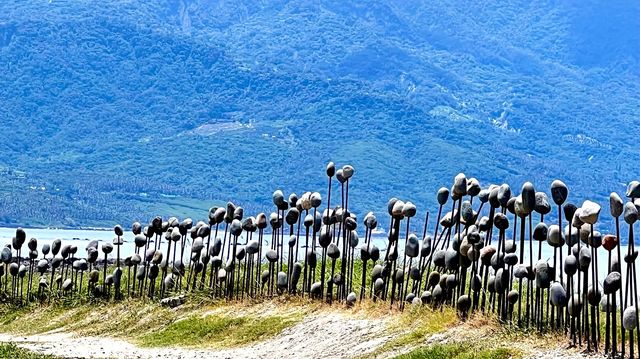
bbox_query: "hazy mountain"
[0,0,638,231]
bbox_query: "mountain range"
[0,0,638,233]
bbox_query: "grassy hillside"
[0,296,523,358]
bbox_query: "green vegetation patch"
[138,313,300,348]
[0,343,59,359]
[0,303,92,336]
[376,306,458,354]
[396,343,517,359]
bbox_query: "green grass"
[138,313,301,348]
[0,343,59,359]
[370,306,458,355]
[396,343,517,359]
[0,302,92,335]
[0,296,304,349]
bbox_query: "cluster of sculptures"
[1,162,640,358]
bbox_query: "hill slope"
[0,0,638,230]
[0,299,585,359]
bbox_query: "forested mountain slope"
[0,0,638,230]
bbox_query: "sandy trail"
[0,313,393,359]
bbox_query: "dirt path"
[0,313,393,359]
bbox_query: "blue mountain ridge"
[0,0,638,235]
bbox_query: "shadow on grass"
[396,343,516,359]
